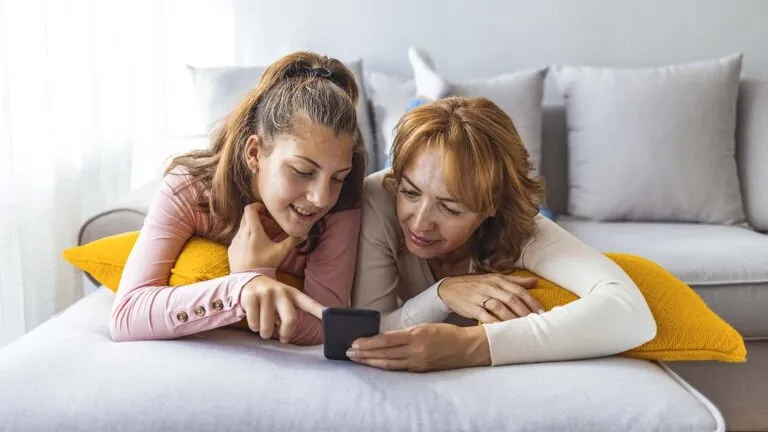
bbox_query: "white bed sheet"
[0,288,724,432]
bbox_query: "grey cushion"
[557,217,768,338]
[363,69,415,170]
[448,69,548,175]
[553,54,746,224]
[188,60,377,174]
[0,288,724,432]
[737,77,768,232]
[364,68,548,174]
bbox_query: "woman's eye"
[399,188,418,199]
[441,204,461,216]
[292,168,313,178]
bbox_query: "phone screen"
[322,308,380,361]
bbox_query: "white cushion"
[553,54,745,224]
[0,288,724,432]
[188,60,377,174]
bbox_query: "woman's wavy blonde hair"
[166,51,366,252]
[383,96,544,273]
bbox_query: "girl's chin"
[275,215,313,238]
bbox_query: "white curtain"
[0,0,236,346]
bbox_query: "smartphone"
[322,307,380,361]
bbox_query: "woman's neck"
[427,241,474,279]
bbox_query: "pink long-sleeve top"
[109,169,361,345]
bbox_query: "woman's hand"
[437,274,544,323]
[240,276,325,344]
[228,202,304,272]
[346,323,491,372]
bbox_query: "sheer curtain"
[0,0,236,346]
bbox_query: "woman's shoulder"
[362,169,397,216]
[358,169,402,246]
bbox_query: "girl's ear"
[245,134,262,173]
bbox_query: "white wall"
[227,0,768,103]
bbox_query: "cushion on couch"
[363,69,416,170]
[553,54,746,224]
[405,48,547,175]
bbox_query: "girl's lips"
[289,204,316,222]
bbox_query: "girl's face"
[395,148,492,260]
[247,116,354,238]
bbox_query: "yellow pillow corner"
[63,233,745,363]
[63,231,141,291]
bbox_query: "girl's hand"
[240,276,324,344]
[228,202,304,272]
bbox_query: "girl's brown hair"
[384,96,544,272]
[167,52,366,252]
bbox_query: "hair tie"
[308,67,332,78]
[282,64,345,89]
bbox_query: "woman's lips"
[407,229,437,247]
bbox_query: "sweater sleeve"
[109,171,273,341]
[481,214,658,365]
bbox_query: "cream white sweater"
[352,170,657,366]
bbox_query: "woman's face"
[396,148,491,260]
[247,116,354,238]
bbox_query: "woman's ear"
[244,134,262,173]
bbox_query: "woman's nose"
[411,202,434,232]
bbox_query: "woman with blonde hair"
[111,51,366,345]
[350,96,656,371]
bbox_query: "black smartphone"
[322,307,380,361]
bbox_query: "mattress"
[0,288,725,432]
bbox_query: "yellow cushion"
[62,231,303,289]
[63,231,746,363]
